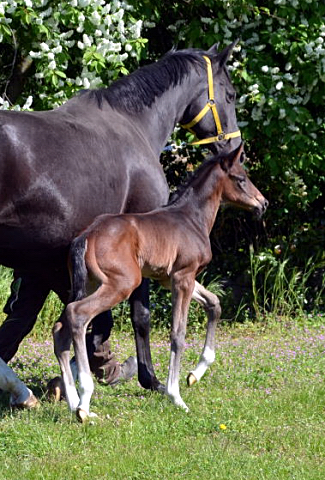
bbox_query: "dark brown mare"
[53,144,268,421]
[0,42,241,407]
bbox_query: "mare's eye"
[226,91,236,103]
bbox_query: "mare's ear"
[207,43,220,57]
[220,143,243,172]
[217,39,239,68]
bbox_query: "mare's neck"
[132,74,201,157]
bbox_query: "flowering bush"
[0,0,147,109]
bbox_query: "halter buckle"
[217,132,226,141]
[208,99,215,106]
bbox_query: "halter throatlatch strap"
[180,55,241,145]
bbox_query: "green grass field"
[1,319,325,479]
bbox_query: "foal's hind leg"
[69,279,141,422]
[166,272,195,411]
[130,279,165,393]
[187,281,221,387]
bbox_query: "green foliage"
[0,0,147,110]
[249,247,325,320]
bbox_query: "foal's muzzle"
[253,198,269,219]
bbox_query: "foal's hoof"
[47,376,64,402]
[187,372,197,387]
[11,391,40,410]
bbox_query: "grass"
[1,319,325,479]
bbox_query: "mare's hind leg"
[53,312,80,411]
[187,281,221,387]
[130,279,165,393]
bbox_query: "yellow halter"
[180,55,241,145]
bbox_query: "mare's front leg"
[187,281,221,387]
[130,279,165,393]
[53,311,80,412]
[166,272,195,411]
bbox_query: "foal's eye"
[237,175,246,185]
[240,152,246,164]
[230,174,246,185]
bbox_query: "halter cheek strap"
[180,55,241,145]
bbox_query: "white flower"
[77,41,84,50]
[279,108,286,119]
[276,81,284,90]
[22,95,33,109]
[48,60,56,70]
[29,51,42,58]
[52,45,62,54]
[79,0,90,7]
[261,65,269,73]
[24,0,33,7]
[82,34,92,47]
[90,10,101,26]
[271,67,280,74]
[125,43,132,52]
[83,77,90,89]
[47,52,54,60]
[285,62,292,71]
[40,42,50,52]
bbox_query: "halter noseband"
[180,55,241,145]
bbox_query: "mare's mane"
[78,49,205,113]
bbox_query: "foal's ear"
[220,143,243,172]
[217,39,239,68]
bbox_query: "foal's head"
[219,143,268,218]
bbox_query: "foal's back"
[83,204,212,288]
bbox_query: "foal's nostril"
[263,199,269,211]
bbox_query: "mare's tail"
[69,235,88,301]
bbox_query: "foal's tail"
[69,235,88,302]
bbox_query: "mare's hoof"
[11,391,40,410]
[187,372,197,387]
[47,376,64,402]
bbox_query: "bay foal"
[54,143,268,421]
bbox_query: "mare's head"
[180,41,241,155]
[218,143,268,218]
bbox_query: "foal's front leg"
[53,312,80,412]
[187,281,221,386]
[166,272,195,412]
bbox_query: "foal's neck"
[171,162,223,236]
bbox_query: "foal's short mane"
[168,156,220,207]
[79,49,205,113]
